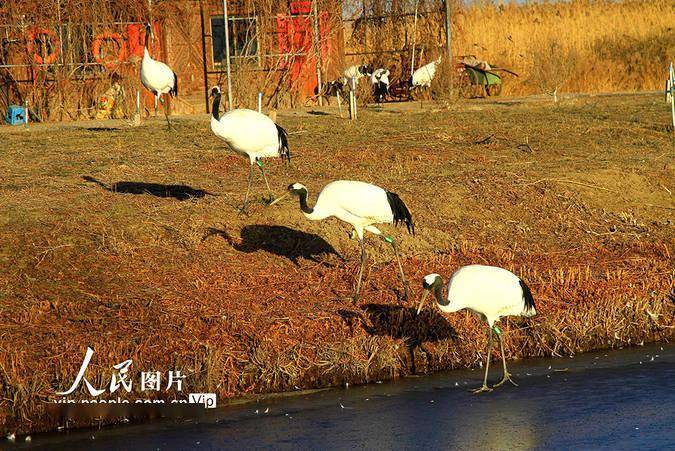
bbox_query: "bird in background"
[270,180,414,302]
[140,23,178,129]
[371,68,391,103]
[416,265,536,393]
[341,64,374,90]
[410,56,442,90]
[209,86,290,212]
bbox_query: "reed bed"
[453,0,675,95]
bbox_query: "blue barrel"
[5,105,26,125]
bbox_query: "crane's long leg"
[257,160,274,203]
[154,94,159,117]
[241,164,254,213]
[472,325,494,394]
[494,330,518,388]
[163,94,172,130]
[352,237,367,304]
[384,237,410,301]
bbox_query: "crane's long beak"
[268,192,290,206]
[416,289,429,316]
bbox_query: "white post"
[136,89,141,114]
[222,0,234,110]
[410,0,420,78]
[336,91,343,118]
[669,62,675,132]
[352,76,357,120]
[24,99,29,126]
[257,92,262,113]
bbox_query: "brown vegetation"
[453,0,675,96]
[0,93,673,435]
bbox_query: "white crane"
[410,56,441,93]
[209,86,290,211]
[416,265,536,393]
[340,64,373,90]
[270,180,414,302]
[371,68,390,103]
[140,23,178,129]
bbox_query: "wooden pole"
[222,0,233,110]
[311,0,323,107]
[257,92,262,112]
[670,62,675,132]
[410,0,419,77]
[337,91,343,117]
[199,0,210,113]
[444,0,453,94]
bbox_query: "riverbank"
[5,344,675,449]
[1,93,673,436]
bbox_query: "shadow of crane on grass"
[338,304,457,374]
[204,224,344,266]
[83,175,212,201]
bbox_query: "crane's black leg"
[163,95,172,130]
[353,237,367,304]
[257,160,274,203]
[154,94,159,117]
[494,329,518,388]
[384,236,410,301]
[241,164,254,213]
[472,325,494,394]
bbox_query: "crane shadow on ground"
[203,224,344,266]
[338,304,458,374]
[82,176,212,201]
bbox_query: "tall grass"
[454,0,675,95]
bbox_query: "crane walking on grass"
[140,23,178,129]
[209,86,290,211]
[270,181,414,302]
[416,265,536,393]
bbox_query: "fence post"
[349,77,357,121]
[222,0,233,110]
[669,62,675,132]
[337,91,343,118]
[311,0,323,107]
[257,92,262,112]
[444,0,453,95]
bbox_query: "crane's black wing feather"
[386,191,414,235]
[519,279,536,311]
[275,124,291,164]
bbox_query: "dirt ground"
[1,93,673,435]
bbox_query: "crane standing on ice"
[416,265,536,393]
[271,180,414,302]
[140,23,178,129]
[209,86,290,211]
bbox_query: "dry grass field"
[0,93,674,434]
[453,0,675,95]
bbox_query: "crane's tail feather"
[519,279,536,315]
[171,72,178,97]
[386,191,414,235]
[276,124,291,164]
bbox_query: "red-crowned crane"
[140,23,178,129]
[371,68,391,103]
[416,265,537,393]
[270,180,414,302]
[341,64,373,90]
[209,86,290,211]
[410,56,441,94]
